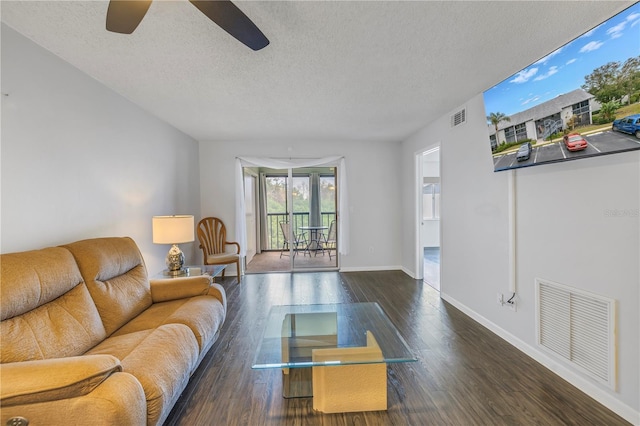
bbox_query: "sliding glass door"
[245,166,338,273]
[291,168,337,271]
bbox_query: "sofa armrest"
[208,282,227,313]
[0,355,122,406]
[150,275,213,302]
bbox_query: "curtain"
[309,173,321,227]
[235,156,349,258]
[258,172,268,253]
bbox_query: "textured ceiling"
[1,1,633,142]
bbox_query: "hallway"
[424,247,440,291]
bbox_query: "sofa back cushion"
[63,237,152,336]
[0,247,106,362]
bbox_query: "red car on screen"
[563,133,588,151]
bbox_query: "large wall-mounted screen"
[483,2,640,172]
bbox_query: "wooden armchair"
[197,217,241,282]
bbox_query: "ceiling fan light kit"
[106,0,269,51]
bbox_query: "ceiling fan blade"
[189,0,269,51]
[106,0,153,34]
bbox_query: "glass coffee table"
[252,303,417,413]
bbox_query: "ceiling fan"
[106,0,269,51]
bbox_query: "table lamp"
[152,215,195,276]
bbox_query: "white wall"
[1,24,201,274]
[198,139,402,271]
[401,94,639,422]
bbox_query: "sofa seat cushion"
[86,324,199,426]
[112,295,225,353]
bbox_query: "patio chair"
[322,220,337,260]
[279,222,308,258]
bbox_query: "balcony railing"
[266,212,336,250]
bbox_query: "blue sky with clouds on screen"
[483,3,640,117]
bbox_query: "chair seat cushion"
[206,253,239,264]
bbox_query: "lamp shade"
[152,215,195,244]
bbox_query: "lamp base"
[165,244,186,275]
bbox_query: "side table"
[152,265,226,282]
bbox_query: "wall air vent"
[450,108,466,127]
[535,278,616,389]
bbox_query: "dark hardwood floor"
[164,271,630,426]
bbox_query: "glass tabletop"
[151,265,226,280]
[252,302,417,369]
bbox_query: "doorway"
[417,146,441,291]
[245,166,339,273]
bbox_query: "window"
[515,123,527,141]
[265,176,287,249]
[266,175,309,215]
[291,176,309,215]
[266,176,287,215]
[572,100,589,116]
[265,175,309,250]
[504,127,516,143]
[264,171,335,251]
[572,100,591,126]
[490,134,497,151]
[320,175,336,226]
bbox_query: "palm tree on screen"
[487,112,510,145]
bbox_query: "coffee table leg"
[311,363,387,413]
[282,367,313,398]
[311,331,388,413]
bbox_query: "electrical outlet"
[497,293,504,305]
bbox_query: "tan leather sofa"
[0,237,227,426]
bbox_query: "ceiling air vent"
[450,108,466,128]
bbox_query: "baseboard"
[401,265,417,279]
[339,265,403,273]
[440,292,640,425]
